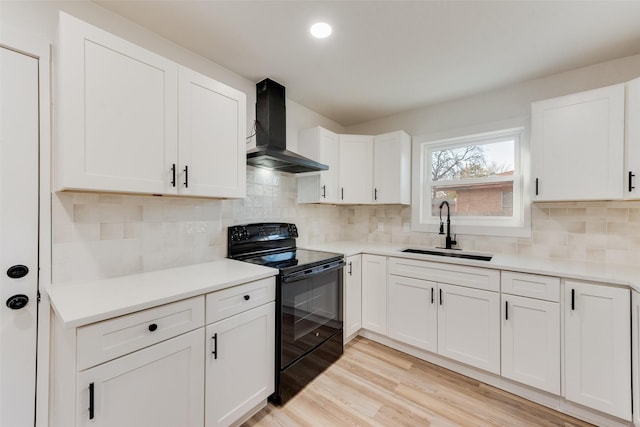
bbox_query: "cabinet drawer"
[501,271,560,302]
[388,257,499,292]
[77,296,205,370]
[206,277,275,324]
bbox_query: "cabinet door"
[361,254,387,335]
[564,281,631,420]
[632,291,640,427]
[205,303,275,427]
[344,254,362,340]
[626,78,640,199]
[387,275,437,352]
[437,283,500,374]
[501,294,560,394]
[76,329,204,427]
[373,131,411,205]
[58,13,178,195]
[531,84,624,201]
[297,127,340,204]
[178,67,246,198]
[339,135,373,204]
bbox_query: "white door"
[361,254,387,335]
[564,281,631,420]
[339,135,373,204]
[531,84,624,201]
[626,77,640,199]
[344,254,362,340]
[178,66,246,198]
[387,275,437,352]
[0,46,40,427]
[632,291,640,427]
[373,131,411,205]
[58,13,178,195]
[205,303,274,427]
[501,294,560,394]
[77,329,205,427]
[437,283,500,374]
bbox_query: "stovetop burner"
[236,248,342,274]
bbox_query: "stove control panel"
[229,226,250,242]
[228,223,298,244]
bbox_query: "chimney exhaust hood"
[246,78,329,173]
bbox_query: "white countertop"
[303,241,640,293]
[48,259,278,328]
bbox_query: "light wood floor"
[243,337,594,427]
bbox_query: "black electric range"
[228,223,344,405]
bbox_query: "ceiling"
[95,1,640,127]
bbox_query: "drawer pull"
[439,289,443,305]
[148,323,158,332]
[431,287,434,304]
[243,295,250,301]
[211,333,218,359]
[89,382,95,420]
[505,301,509,320]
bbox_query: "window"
[412,126,530,237]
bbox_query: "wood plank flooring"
[242,337,594,427]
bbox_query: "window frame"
[411,124,531,238]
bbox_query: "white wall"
[345,53,640,136]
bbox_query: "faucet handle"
[451,234,457,247]
[439,222,444,235]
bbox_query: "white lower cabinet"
[77,329,204,427]
[387,274,437,352]
[501,294,559,394]
[361,254,387,334]
[632,290,640,427]
[501,271,560,395]
[344,254,362,340]
[437,283,500,374]
[53,277,277,427]
[205,303,275,427]
[564,281,631,421]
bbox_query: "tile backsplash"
[52,168,640,284]
[51,168,342,284]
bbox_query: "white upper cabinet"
[57,12,178,195]
[178,67,246,198]
[297,127,412,205]
[339,134,374,204]
[56,13,246,198]
[373,131,411,204]
[297,127,340,203]
[531,84,625,201]
[626,77,640,199]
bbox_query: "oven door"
[280,261,344,369]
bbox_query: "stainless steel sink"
[401,248,493,261]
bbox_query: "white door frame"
[0,30,52,427]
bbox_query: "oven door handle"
[281,260,345,283]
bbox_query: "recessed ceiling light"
[310,22,332,39]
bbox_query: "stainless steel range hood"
[247,79,328,173]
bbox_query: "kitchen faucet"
[439,201,457,249]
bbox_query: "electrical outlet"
[377,222,384,232]
[403,222,411,233]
